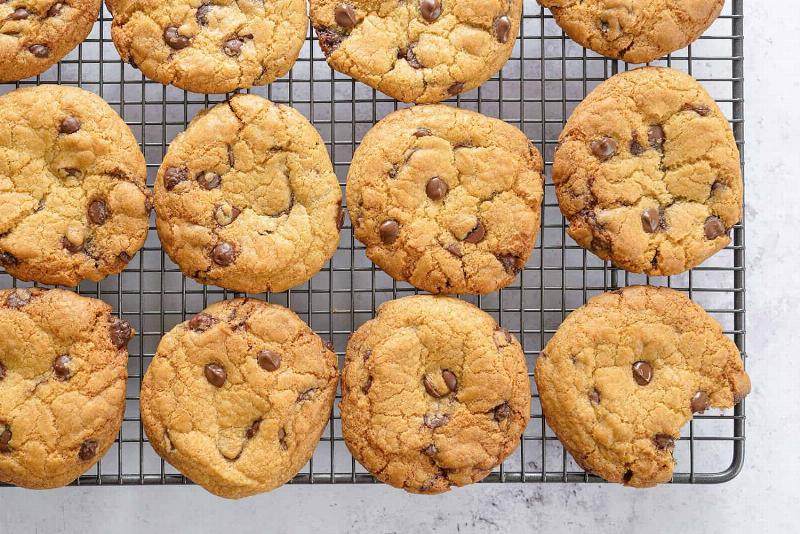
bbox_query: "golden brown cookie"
[0,0,101,82]
[535,285,750,487]
[346,105,543,294]
[310,0,521,103]
[154,94,342,294]
[553,67,741,276]
[0,85,151,286]
[341,295,530,494]
[539,0,724,64]
[106,0,307,94]
[0,287,133,489]
[140,298,338,499]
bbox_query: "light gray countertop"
[2,2,798,532]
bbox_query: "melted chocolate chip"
[214,204,241,226]
[704,216,726,240]
[497,254,521,275]
[164,26,190,50]
[402,44,422,69]
[589,389,600,404]
[630,134,644,156]
[29,44,51,58]
[0,426,11,453]
[591,136,617,161]
[0,251,19,267]
[47,3,65,17]
[196,4,212,25]
[362,375,373,394]
[197,171,221,190]
[87,199,108,225]
[419,0,442,23]
[53,354,72,380]
[423,413,449,429]
[493,16,511,44]
[422,444,437,456]
[379,219,400,244]
[227,145,236,167]
[297,388,315,402]
[441,369,457,392]
[493,402,511,422]
[425,177,448,201]
[648,125,665,151]
[6,289,30,308]
[463,221,485,244]
[8,7,30,19]
[79,440,98,461]
[164,166,188,190]
[336,206,345,231]
[447,81,465,96]
[257,350,281,372]
[641,207,660,233]
[59,116,81,134]
[188,313,215,332]
[245,419,261,439]
[445,243,463,258]
[622,469,634,483]
[0,361,5,381]
[683,103,711,116]
[278,427,287,450]
[316,27,344,56]
[109,317,133,348]
[632,361,652,386]
[204,363,226,387]
[691,391,711,413]
[334,3,356,28]
[653,434,675,451]
[223,38,244,57]
[211,242,236,266]
[414,128,433,137]
[423,375,445,398]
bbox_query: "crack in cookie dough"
[535,285,750,487]
[0,0,101,82]
[347,104,543,295]
[553,67,741,276]
[341,295,530,494]
[310,0,521,103]
[538,0,724,64]
[0,288,132,489]
[140,298,338,499]
[106,0,307,94]
[155,94,342,294]
[0,85,151,286]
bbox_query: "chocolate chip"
[422,444,437,456]
[109,317,133,348]
[379,219,399,244]
[59,116,81,134]
[683,103,711,116]
[336,206,345,231]
[227,145,235,167]
[211,242,236,266]
[463,221,485,244]
[0,251,18,267]
[8,7,30,19]
[362,376,372,394]
[589,389,600,404]
[653,434,675,451]
[632,361,652,386]
[445,243,462,258]
[441,369,457,393]
[419,0,441,22]
[197,171,221,190]
[590,136,617,161]
[188,313,215,332]
[447,81,465,96]
[316,27,344,56]
[297,388,315,402]
[402,44,422,69]
[257,350,281,372]
[53,354,72,380]
[425,177,448,201]
[630,134,644,156]
[493,16,511,44]
[6,289,30,308]
[648,125,665,151]
[164,166,188,190]
[278,428,287,450]
[79,440,98,461]
[204,363,226,387]
[691,391,711,413]
[710,181,726,195]
[423,375,445,398]
[214,204,241,226]
[493,402,510,422]
[641,207,660,233]
[497,254,521,275]
[0,361,5,381]
[29,44,50,58]
[87,199,108,225]
[423,413,449,429]
[245,420,261,439]
[0,427,12,453]
[223,38,244,57]
[414,128,432,137]
[196,4,211,25]
[622,469,633,483]
[493,327,512,349]
[704,216,726,240]
[334,3,356,28]
[164,26,190,50]
[47,3,65,17]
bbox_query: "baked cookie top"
[539,0,724,64]
[0,288,133,489]
[107,0,307,94]
[0,85,151,286]
[0,0,101,82]
[346,105,543,295]
[140,298,338,499]
[341,295,530,494]
[154,94,342,294]
[535,285,750,487]
[553,67,741,276]
[310,0,521,103]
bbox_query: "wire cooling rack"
[0,0,745,487]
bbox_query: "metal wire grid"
[0,0,745,487]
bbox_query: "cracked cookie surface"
[538,0,723,64]
[535,285,750,487]
[310,0,521,103]
[341,295,530,494]
[553,67,741,276]
[140,298,338,499]
[154,94,342,294]
[106,0,306,94]
[0,0,100,82]
[0,287,132,489]
[347,105,543,294]
[0,85,151,286]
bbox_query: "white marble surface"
[2,3,799,532]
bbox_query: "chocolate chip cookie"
[154,94,342,294]
[0,85,151,286]
[310,0,522,103]
[0,287,133,489]
[538,0,724,64]
[0,0,101,82]
[346,105,543,294]
[140,298,338,498]
[107,0,307,94]
[553,67,741,276]
[341,295,530,494]
[535,285,750,487]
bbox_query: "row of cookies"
[3,1,727,100]
[0,285,750,495]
